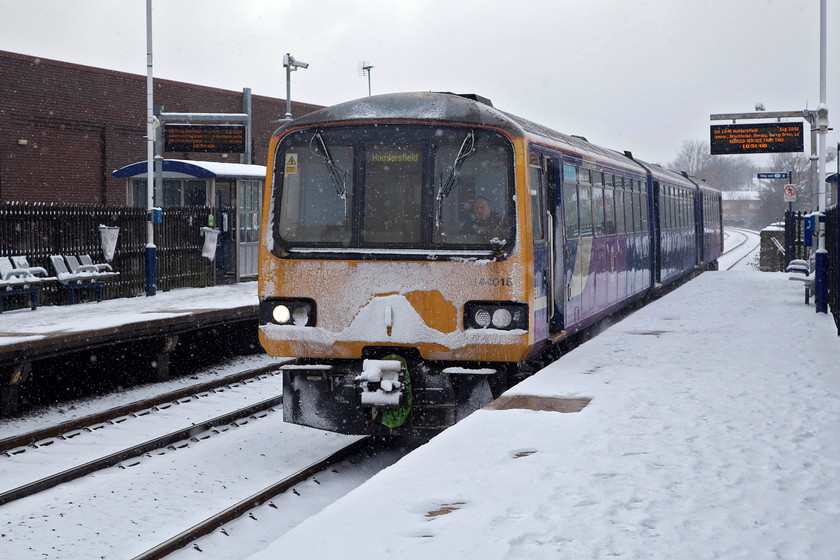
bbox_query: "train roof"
[278,92,718,192]
[279,92,524,136]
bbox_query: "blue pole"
[145,244,157,296]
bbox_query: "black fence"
[826,206,840,334]
[787,208,840,334]
[784,210,811,264]
[1,202,216,310]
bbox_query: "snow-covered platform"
[249,271,840,560]
[0,283,258,412]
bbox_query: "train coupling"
[355,359,406,407]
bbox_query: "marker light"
[292,305,310,325]
[474,309,492,328]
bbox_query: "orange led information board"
[165,124,246,153]
[710,122,804,155]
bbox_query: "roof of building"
[112,159,266,179]
[722,190,760,201]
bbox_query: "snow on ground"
[0,282,259,347]
[249,270,840,558]
[4,230,840,558]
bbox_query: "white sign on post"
[783,184,797,203]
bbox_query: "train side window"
[678,192,683,228]
[625,180,635,233]
[614,177,626,234]
[578,172,593,237]
[592,177,605,236]
[604,186,616,234]
[634,181,644,232]
[562,164,579,239]
[640,182,648,230]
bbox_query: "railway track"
[0,364,287,506]
[0,362,284,453]
[129,437,374,560]
[721,228,761,271]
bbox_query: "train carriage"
[258,92,720,436]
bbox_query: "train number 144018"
[474,277,514,288]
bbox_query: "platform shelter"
[113,159,266,283]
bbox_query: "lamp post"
[145,0,156,296]
[814,0,829,314]
[283,53,309,121]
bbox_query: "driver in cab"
[461,196,502,236]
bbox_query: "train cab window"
[363,145,423,244]
[614,177,626,234]
[562,164,579,239]
[274,125,514,255]
[578,170,593,237]
[433,139,512,246]
[276,132,354,244]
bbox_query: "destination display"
[710,122,803,155]
[165,124,246,153]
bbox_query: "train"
[257,92,722,436]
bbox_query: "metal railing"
[1,202,216,310]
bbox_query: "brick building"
[722,190,760,227]
[0,50,322,204]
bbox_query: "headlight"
[260,298,316,326]
[464,301,528,331]
[273,305,291,324]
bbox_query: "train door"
[238,180,262,278]
[528,149,551,342]
[651,179,662,284]
[561,162,582,329]
[694,189,704,266]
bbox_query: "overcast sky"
[1,0,838,166]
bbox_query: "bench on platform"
[787,259,815,304]
[79,254,120,278]
[0,256,43,312]
[50,255,105,304]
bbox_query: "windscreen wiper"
[435,130,475,225]
[310,131,347,199]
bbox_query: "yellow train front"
[258,92,541,436]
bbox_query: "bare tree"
[669,140,757,190]
[671,140,712,177]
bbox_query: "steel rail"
[0,394,283,506]
[129,437,373,560]
[0,363,285,453]
[723,228,761,271]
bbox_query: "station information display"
[710,122,804,155]
[165,124,246,153]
